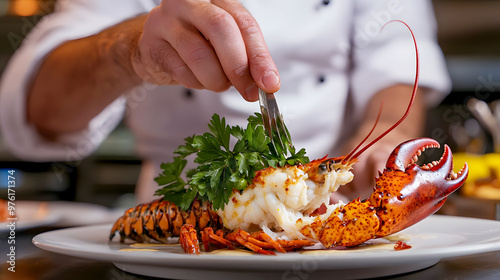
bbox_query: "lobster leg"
[302,138,469,248]
[252,232,287,253]
[225,230,316,254]
[180,224,200,254]
[181,226,238,254]
[202,227,234,250]
[226,229,277,255]
[181,227,293,255]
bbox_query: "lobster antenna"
[350,20,419,161]
[343,103,383,164]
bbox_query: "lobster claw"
[372,138,469,237]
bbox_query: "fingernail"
[244,83,258,101]
[262,71,280,89]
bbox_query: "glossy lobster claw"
[372,138,469,237]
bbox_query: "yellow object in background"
[453,153,500,199]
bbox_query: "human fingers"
[174,1,256,97]
[155,1,239,92]
[176,0,272,100]
[132,7,205,88]
[132,31,203,88]
[134,0,279,101]
[212,0,280,100]
[134,3,231,91]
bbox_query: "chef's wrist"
[97,14,147,88]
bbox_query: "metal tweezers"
[258,88,291,154]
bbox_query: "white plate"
[0,201,60,232]
[32,215,500,280]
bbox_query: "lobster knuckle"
[300,217,324,240]
[322,200,380,247]
[319,209,345,248]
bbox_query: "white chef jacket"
[0,0,451,202]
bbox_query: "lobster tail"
[109,198,222,243]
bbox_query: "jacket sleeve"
[349,0,451,112]
[0,0,151,161]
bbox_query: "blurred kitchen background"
[0,0,499,217]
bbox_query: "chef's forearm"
[27,14,147,140]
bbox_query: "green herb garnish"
[154,113,309,211]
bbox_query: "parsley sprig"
[154,113,309,211]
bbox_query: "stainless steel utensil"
[467,98,500,153]
[258,88,291,154]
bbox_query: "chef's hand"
[132,0,280,101]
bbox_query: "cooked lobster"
[110,138,468,254]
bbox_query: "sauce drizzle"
[394,241,412,251]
